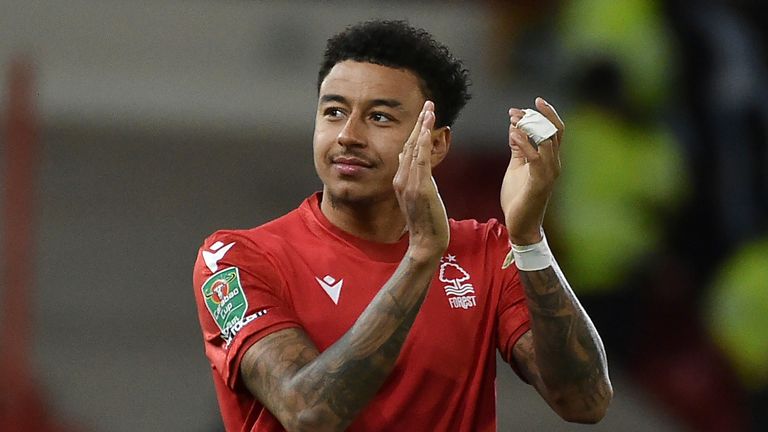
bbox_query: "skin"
[238,61,612,431]
[504,99,613,422]
[312,61,450,245]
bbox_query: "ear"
[429,126,451,168]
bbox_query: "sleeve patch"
[201,267,267,346]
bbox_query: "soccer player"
[193,20,612,432]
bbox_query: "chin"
[325,183,391,208]
[327,187,373,207]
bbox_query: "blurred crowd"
[438,0,767,430]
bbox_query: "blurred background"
[1,0,766,430]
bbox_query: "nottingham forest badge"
[202,267,248,336]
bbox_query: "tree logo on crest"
[439,255,477,309]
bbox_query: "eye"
[370,112,394,123]
[323,107,346,120]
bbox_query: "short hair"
[318,20,471,128]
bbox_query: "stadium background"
[1,0,766,431]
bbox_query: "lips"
[330,154,374,176]
[331,155,374,168]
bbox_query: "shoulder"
[194,207,306,281]
[199,207,304,256]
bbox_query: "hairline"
[318,60,432,106]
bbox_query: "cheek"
[312,127,334,158]
[383,145,403,165]
[379,142,407,176]
[383,130,410,158]
[311,137,329,177]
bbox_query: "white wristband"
[511,233,553,271]
[515,109,557,147]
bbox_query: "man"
[193,20,612,432]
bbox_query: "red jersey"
[192,193,530,432]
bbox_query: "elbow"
[287,408,342,432]
[560,405,608,424]
[555,381,614,424]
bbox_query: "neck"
[320,190,407,243]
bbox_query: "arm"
[242,254,438,431]
[240,102,449,432]
[501,98,612,423]
[512,265,612,423]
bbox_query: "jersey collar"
[299,192,409,263]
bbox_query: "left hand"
[500,97,564,245]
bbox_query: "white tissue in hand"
[516,109,557,146]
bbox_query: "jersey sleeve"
[192,230,302,389]
[487,220,531,379]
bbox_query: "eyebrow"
[319,94,404,110]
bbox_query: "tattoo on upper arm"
[517,266,612,413]
[241,328,320,422]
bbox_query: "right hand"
[392,101,450,262]
[502,98,564,245]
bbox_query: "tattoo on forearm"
[518,265,612,414]
[241,255,433,431]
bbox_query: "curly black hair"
[318,20,471,128]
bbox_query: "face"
[313,61,427,206]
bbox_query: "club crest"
[439,255,477,310]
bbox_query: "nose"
[337,116,366,147]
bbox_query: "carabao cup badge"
[202,267,248,335]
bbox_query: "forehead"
[319,61,425,106]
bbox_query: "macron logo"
[202,241,236,273]
[315,275,343,305]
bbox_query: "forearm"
[519,260,612,422]
[245,251,438,431]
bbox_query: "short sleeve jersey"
[192,193,530,432]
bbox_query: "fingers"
[536,137,559,177]
[508,97,565,156]
[413,108,435,167]
[535,97,564,146]
[509,109,539,162]
[396,104,426,181]
[406,102,428,150]
[530,98,562,177]
[395,101,432,189]
[508,108,525,126]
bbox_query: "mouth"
[330,155,374,176]
[331,155,374,168]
